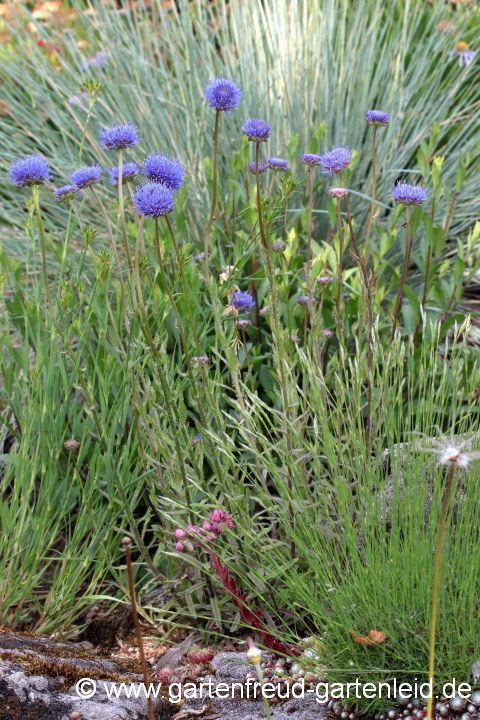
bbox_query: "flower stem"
[255,142,296,558]
[32,186,52,309]
[335,195,345,345]
[122,538,154,720]
[305,167,313,347]
[118,149,134,280]
[365,125,377,257]
[90,186,128,332]
[154,218,191,373]
[391,206,413,341]
[204,109,221,278]
[427,462,457,720]
[344,194,374,455]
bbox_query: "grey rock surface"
[0,636,329,720]
[184,652,329,719]
[0,630,173,719]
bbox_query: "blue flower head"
[90,52,111,69]
[392,182,428,206]
[247,161,267,175]
[231,291,256,313]
[99,124,139,150]
[135,182,174,218]
[108,163,140,186]
[267,158,289,172]
[448,42,476,67]
[143,154,185,191]
[365,110,389,126]
[298,295,317,307]
[204,78,242,112]
[9,155,49,187]
[319,146,352,175]
[299,154,322,166]
[53,185,79,201]
[241,118,270,143]
[71,165,102,189]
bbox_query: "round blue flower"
[192,433,201,445]
[231,291,256,313]
[9,154,49,187]
[204,78,242,112]
[319,146,352,175]
[247,161,267,175]
[392,182,428,206]
[90,51,111,69]
[297,295,316,307]
[267,158,289,171]
[365,110,389,126]
[53,185,79,201]
[99,124,139,150]
[71,165,102,189]
[299,154,322,166]
[241,118,270,143]
[143,154,185,191]
[135,181,174,218]
[108,163,140,186]
[448,43,476,67]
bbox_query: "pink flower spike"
[175,529,186,539]
[203,520,212,531]
[187,524,204,535]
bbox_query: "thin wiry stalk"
[427,462,457,720]
[204,109,220,279]
[32,186,52,309]
[89,185,128,331]
[305,167,313,347]
[122,538,154,720]
[365,124,377,257]
[118,148,134,279]
[344,193,373,454]
[391,206,413,341]
[255,141,295,559]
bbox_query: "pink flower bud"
[203,520,212,531]
[175,541,185,552]
[175,529,186,539]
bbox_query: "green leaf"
[402,303,417,336]
[432,226,445,257]
[410,207,423,238]
[456,161,465,193]
[403,284,421,317]
[327,197,337,228]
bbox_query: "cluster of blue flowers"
[7,79,429,318]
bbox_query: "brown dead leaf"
[351,631,374,646]
[369,630,387,644]
[351,629,386,646]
